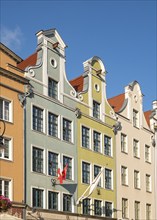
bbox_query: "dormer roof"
[108,93,125,113]
[17,52,37,70]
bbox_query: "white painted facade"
[114,82,155,220]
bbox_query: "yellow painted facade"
[75,57,117,217]
[0,44,28,203]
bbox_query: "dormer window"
[133,109,139,127]
[48,78,58,99]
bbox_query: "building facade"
[70,57,117,218]
[0,43,28,218]
[108,81,156,220]
[17,29,78,215]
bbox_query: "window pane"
[82,126,89,148]
[105,169,112,189]
[63,156,72,180]
[48,191,58,210]
[48,152,58,176]
[94,200,102,216]
[48,113,58,137]
[33,188,43,208]
[93,131,100,152]
[33,106,43,132]
[63,194,72,212]
[48,78,58,99]
[93,101,100,119]
[82,162,90,184]
[63,119,71,142]
[104,135,111,156]
[94,165,101,187]
[33,147,43,173]
[105,202,112,217]
[83,199,90,215]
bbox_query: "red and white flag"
[57,164,68,184]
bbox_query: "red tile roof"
[144,110,151,127]
[108,93,125,112]
[17,52,37,70]
[70,75,84,92]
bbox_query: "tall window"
[145,145,151,163]
[105,201,112,217]
[0,138,11,160]
[32,188,43,208]
[104,135,112,156]
[133,139,139,158]
[94,165,101,187]
[94,200,102,216]
[146,174,151,192]
[0,98,11,121]
[134,170,140,189]
[93,101,100,119]
[121,133,127,153]
[82,126,90,148]
[121,166,128,185]
[63,156,72,180]
[33,106,43,132]
[82,162,90,184]
[48,191,58,210]
[63,194,72,212]
[93,131,101,152]
[135,201,140,220]
[48,78,58,99]
[48,152,58,176]
[32,147,43,173]
[63,118,72,142]
[0,179,11,199]
[146,204,151,220]
[133,109,139,127]
[122,198,128,219]
[105,168,112,189]
[48,112,58,137]
[82,198,90,215]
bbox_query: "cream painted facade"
[114,82,155,220]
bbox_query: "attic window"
[50,58,57,68]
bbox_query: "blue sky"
[1,0,156,111]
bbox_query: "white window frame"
[121,133,127,153]
[31,145,45,174]
[93,100,101,119]
[62,117,73,143]
[146,174,151,192]
[62,154,74,181]
[47,110,59,138]
[133,109,139,127]
[146,203,151,220]
[31,186,45,209]
[122,198,128,219]
[0,97,12,122]
[94,198,103,216]
[121,166,128,186]
[62,192,74,213]
[134,170,140,189]
[81,125,91,149]
[133,139,140,158]
[105,200,113,218]
[135,201,140,220]
[0,178,12,200]
[31,104,45,133]
[82,197,91,215]
[104,135,112,157]
[0,137,12,161]
[145,145,151,163]
[105,168,113,190]
[81,160,91,185]
[93,130,102,153]
[47,189,60,211]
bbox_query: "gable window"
[63,194,72,212]
[93,101,100,119]
[82,126,90,148]
[94,200,102,216]
[121,166,128,185]
[121,133,127,153]
[48,152,58,176]
[0,179,11,199]
[63,156,72,180]
[145,145,151,163]
[0,138,11,160]
[32,188,43,208]
[32,147,44,173]
[133,109,139,127]
[93,131,101,152]
[48,191,58,210]
[82,198,91,215]
[134,170,140,189]
[63,118,72,142]
[104,135,112,156]
[105,201,112,218]
[33,106,44,132]
[133,139,140,158]
[122,198,128,219]
[94,165,101,187]
[105,168,112,189]
[82,162,90,184]
[48,78,58,99]
[0,98,11,122]
[48,112,58,137]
